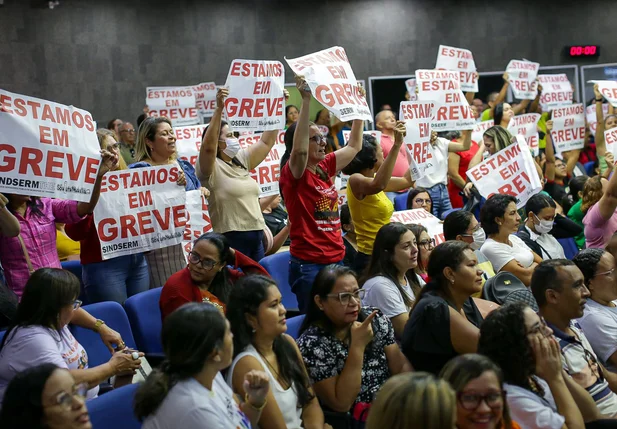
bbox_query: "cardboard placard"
[590,80,617,107]
[507,113,541,156]
[146,86,200,127]
[175,124,207,166]
[586,103,610,134]
[537,74,573,111]
[435,45,478,92]
[182,189,213,261]
[399,101,437,180]
[405,79,417,101]
[604,128,617,158]
[472,120,494,144]
[193,82,217,120]
[506,60,540,100]
[390,209,445,245]
[342,130,382,145]
[551,104,585,152]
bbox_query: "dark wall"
[1,0,615,124]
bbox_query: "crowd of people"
[0,63,616,429]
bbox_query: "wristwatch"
[93,319,106,333]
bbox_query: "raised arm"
[529,85,542,113]
[448,129,472,152]
[198,88,228,180]
[288,76,311,179]
[513,98,531,115]
[0,193,20,237]
[597,157,617,220]
[594,84,607,158]
[545,120,556,181]
[334,119,363,172]
[76,149,118,216]
[489,73,509,119]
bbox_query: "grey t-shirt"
[362,275,424,318]
[504,378,565,429]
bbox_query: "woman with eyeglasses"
[297,265,410,426]
[407,224,434,283]
[402,241,484,375]
[159,232,268,321]
[65,129,150,304]
[362,223,423,340]
[406,187,432,214]
[196,89,288,261]
[0,363,91,429]
[440,354,521,429]
[0,269,143,404]
[279,77,364,313]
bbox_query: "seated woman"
[0,363,92,429]
[440,354,522,429]
[366,372,456,429]
[134,303,270,429]
[159,232,268,320]
[362,223,423,340]
[297,265,410,426]
[0,268,143,403]
[480,194,542,286]
[401,241,484,375]
[516,193,567,260]
[574,249,617,372]
[407,224,433,283]
[406,187,432,213]
[226,275,325,429]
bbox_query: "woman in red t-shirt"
[447,132,480,208]
[279,76,364,312]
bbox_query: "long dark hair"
[193,232,233,304]
[406,187,431,210]
[227,275,314,407]
[6,195,44,218]
[407,224,429,274]
[0,269,80,351]
[363,223,419,307]
[281,121,328,181]
[134,303,228,420]
[0,363,60,429]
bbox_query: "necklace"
[255,346,289,389]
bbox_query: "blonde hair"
[96,128,127,170]
[484,125,515,153]
[581,176,604,213]
[134,117,176,163]
[366,372,456,429]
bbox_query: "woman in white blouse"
[480,194,542,286]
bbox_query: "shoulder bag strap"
[17,235,34,274]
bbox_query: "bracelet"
[596,98,603,102]
[245,393,267,411]
[93,319,106,333]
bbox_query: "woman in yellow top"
[344,121,412,275]
[55,223,80,261]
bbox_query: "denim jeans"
[223,230,265,262]
[289,257,343,313]
[82,254,150,304]
[426,183,453,220]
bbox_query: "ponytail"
[134,363,174,421]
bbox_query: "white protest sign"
[604,128,617,158]
[224,59,285,131]
[146,86,199,127]
[435,45,478,92]
[193,82,217,120]
[586,103,610,134]
[590,80,617,107]
[335,180,347,208]
[182,190,213,261]
[285,46,372,122]
[399,101,436,179]
[416,69,475,131]
[238,130,286,150]
[94,165,187,260]
[390,209,445,245]
[507,113,541,156]
[506,60,540,100]
[0,89,102,201]
[551,104,585,152]
[538,74,573,111]
[342,130,382,145]
[249,144,285,197]
[175,124,207,166]
[472,120,494,144]
[317,125,329,137]
[467,141,542,208]
[405,79,417,101]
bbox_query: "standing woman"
[407,224,434,284]
[196,89,288,261]
[344,122,412,273]
[279,77,364,312]
[448,131,481,209]
[66,129,149,304]
[226,275,326,429]
[592,84,617,175]
[130,117,201,288]
[285,105,299,129]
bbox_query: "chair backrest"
[584,161,596,176]
[286,315,305,340]
[0,330,5,344]
[70,302,137,368]
[557,237,579,260]
[61,260,87,304]
[87,383,141,429]
[124,288,163,355]
[259,252,298,311]
[394,192,408,211]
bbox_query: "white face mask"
[534,213,554,234]
[470,227,486,250]
[222,138,240,158]
[482,151,490,160]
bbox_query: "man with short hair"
[118,122,137,165]
[375,109,409,202]
[531,259,617,417]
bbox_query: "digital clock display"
[566,45,600,57]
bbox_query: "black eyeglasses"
[326,289,365,306]
[457,391,505,411]
[310,134,326,143]
[121,129,136,133]
[188,251,219,271]
[72,300,82,310]
[413,198,431,206]
[417,238,435,250]
[593,268,616,278]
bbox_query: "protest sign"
[506,60,540,100]
[224,59,285,131]
[399,101,436,179]
[537,74,573,111]
[182,190,213,261]
[590,80,617,107]
[0,89,102,201]
[467,141,542,208]
[249,143,285,197]
[317,125,329,137]
[435,45,478,92]
[342,130,382,145]
[146,86,199,127]
[405,79,417,101]
[551,104,585,152]
[390,209,445,245]
[94,165,187,260]
[238,130,285,150]
[415,69,475,131]
[175,124,207,166]
[586,103,610,134]
[285,46,372,122]
[472,120,494,144]
[605,128,617,158]
[507,113,541,156]
[193,82,217,120]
